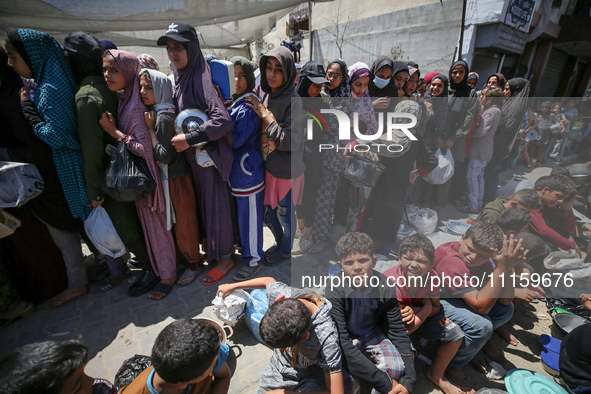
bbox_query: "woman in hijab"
[99,50,177,300]
[4,29,92,306]
[226,56,264,280]
[156,22,236,285]
[485,73,506,90]
[484,78,531,198]
[0,46,71,306]
[245,46,304,266]
[138,54,160,71]
[332,62,379,234]
[357,101,437,255]
[139,68,201,287]
[422,74,451,207]
[294,61,331,254]
[64,32,158,298]
[446,60,479,207]
[369,57,409,111]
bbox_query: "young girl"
[156,22,236,285]
[139,68,202,286]
[5,29,90,308]
[245,46,304,266]
[227,56,264,280]
[100,50,177,300]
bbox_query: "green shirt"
[475,197,509,223]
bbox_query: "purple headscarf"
[107,49,165,213]
[173,39,233,181]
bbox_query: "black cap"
[63,32,103,59]
[299,61,329,84]
[157,22,198,46]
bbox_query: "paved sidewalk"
[0,165,557,393]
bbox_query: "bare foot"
[445,368,467,382]
[482,340,507,364]
[468,352,488,374]
[44,286,88,310]
[202,257,234,285]
[426,368,475,394]
[148,277,176,300]
[495,325,519,346]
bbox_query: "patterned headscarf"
[139,68,175,117]
[138,54,160,71]
[6,28,90,220]
[347,62,378,136]
[324,59,351,98]
[348,62,370,88]
[107,50,165,213]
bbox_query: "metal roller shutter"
[537,48,570,98]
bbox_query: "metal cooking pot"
[174,108,209,147]
[343,155,385,188]
[566,163,591,186]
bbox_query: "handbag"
[101,140,156,202]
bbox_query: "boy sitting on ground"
[476,188,540,223]
[218,277,343,394]
[530,175,580,255]
[119,319,231,394]
[433,222,527,380]
[326,232,416,394]
[0,340,116,393]
[495,208,532,237]
[385,233,471,394]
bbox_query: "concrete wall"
[310,0,463,75]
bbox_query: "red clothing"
[384,264,439,307]
[433,242,494,297]
[529,208,576,250]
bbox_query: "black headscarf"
[486,73,507,91]
[368,56,396,97]
[6,30,33,72]
[498,78,530,135]
[63,32,104,85]
[0,47,23,97]
[448,59,472,97]
[230,56,255,101]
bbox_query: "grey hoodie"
[259,47,305,179]
[257,282,342,393]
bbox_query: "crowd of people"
[1,18,591,394]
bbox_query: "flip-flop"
[1,302,35,328]
[264,250,291,267]
[265,245,279,258]
[202,266,235,286]
[176,265,205,287]
[149,282,173,301]
[308,241,326,254]
[233,262,263,281]
[44,291,88,310]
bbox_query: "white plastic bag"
[212,289,250,326]
[84,206,126,258]
[0,161,44,207]
[408,208,438,234]
[424,149,454,185]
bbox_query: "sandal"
[202,266,235,286]
[308,241,326,254]
[265,245,279,258]
[90,271,130,293]
[149,282,173,301]
[233,262,264,281]
[293,238,312,256]
[264,250,291,267]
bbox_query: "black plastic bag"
[114,354,152,390]
[101,140,156,201]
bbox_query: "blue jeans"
[440,298,514,370]
[467,158,489,210]
[265,189,295,256]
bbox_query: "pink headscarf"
[107,49,165,214]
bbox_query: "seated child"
[218,277,343,394]
[476,188,540,223]
[119,319,231,394]
[434,222,527,380]
[530,175,579,255]
[385,234,471,394]
[495,208,532,237]
[0,340,116,393]
[326,232,416,394]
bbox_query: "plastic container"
[244,289,269,343]
[505,368,568,394]
[539,334,562,354]
[446,220,470,236]
[552,312,591,335]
